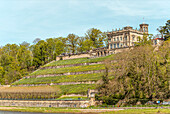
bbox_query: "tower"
[139,23,149,34]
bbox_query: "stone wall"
[41,61,103,70]
[27,69,105,78]
[56,53,90,61]
[13,81,96,87]
[0,100,95,108]
[56,47,132,61]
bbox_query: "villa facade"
[107,23,149,49]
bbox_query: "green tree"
[85,28,106,49]
[54,38,65,57]
[98,44,169,105]
[77,37,85,53]
[157,20,170,41]
[135,34,153,46]
[32,40,48,68]
[67,34,79,53]
[46,38,56,61]
[17,43,32,73]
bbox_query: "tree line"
[0,28,106,85]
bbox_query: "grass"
[103,109,170,114]
[30,64,105,76]
[0,107,169,114]
[43,55,112,67]
[13,73,105,85]
[56,96,88,100]
[53,84,97,95]
[0,107,81,113]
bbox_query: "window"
[117,37,119,41]
[124,36,127,40]
[133,36,135,41]
[143,27,145,32]
[114,38,116,41]
[108,39,111,42]
[110,44,112,49]
[120,37,122,41]
[117,43,119,48]
[120,43,123,47]
[114,44,116,48]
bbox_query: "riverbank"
[0,107,170,114]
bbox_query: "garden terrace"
[13,73,104,85]
[13,73,114,86]
[42,55,112,67]
[53,84,97,95]
[30,64,105,76]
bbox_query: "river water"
[0,111,71,114]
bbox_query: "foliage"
[67,34,79,53]
[97,43,170,105]
[85,28,107,50]
[135,34,153,46]
[157,20,170,41]
[0,43,32,84]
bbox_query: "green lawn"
[43,55,112,67]
[56,96,88,100]
[103,109,170,114]
[0,107,169,114]
[13,73,104,85]
[54,84,97,95]
[30,64,105,76]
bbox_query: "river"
[0,111,71,114]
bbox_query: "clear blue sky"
[0,0,169,46]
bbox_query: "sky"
[0,0,169,46]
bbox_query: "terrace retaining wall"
[26,69,106,78]
[41,61,103,70]
[0,100,98,108]
[13,81,96,87]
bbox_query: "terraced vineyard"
[43,55,111,67]
[30,64,105,76]
[13,73,104,85]
[11,55,113,99]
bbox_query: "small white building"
[152,38,164,46]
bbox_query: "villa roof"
[153,38,164,40]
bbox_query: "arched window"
[133,36,135,41]
[143,27,145,32]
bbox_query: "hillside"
[10,55,113,99]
